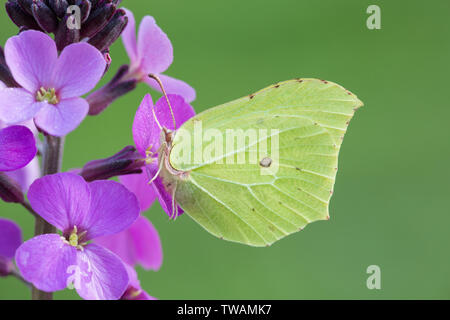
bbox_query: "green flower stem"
[31,135,65,300]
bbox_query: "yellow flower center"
[36,87,59,104]
[64,226,87,251]
[129,289,142,298]
[69,229,79,247]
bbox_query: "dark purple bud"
[0,257,14,277]
[81,1,115,38]
[5,0,41,30]
[88,80,137,115]
[17,0,33,15]
[0,173,24,204]
[109,64,130,83]
[89,0,99,8]
[47,0,69,18]
[79,0,92,23]
[0,47,20,87]
[31,1,58,33]
[87,65,137,115]
[54,13,80,51]
[80,146,145,182]
[88,9,127,52]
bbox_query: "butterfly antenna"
[151,106,162,131]
[148,73,177,131]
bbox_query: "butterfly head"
[162,127,175,147]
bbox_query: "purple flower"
[122,9,196,103]
[4,154,40,193]
[121,265,155,300]
[95,170,163,270]
[0,30,106,136]
[15,173,140,300]
[94,175,162,298]
[0,125,36,172]
[132,94,195,218]
[119,172,157,213]
[1,120,40,192]
[0,218,22,276]
[96,215,163,271]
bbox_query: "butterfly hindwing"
[170,79,363,246]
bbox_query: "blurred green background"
[1,0,450,299]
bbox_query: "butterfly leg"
[147,157,164,185]
[170,180,179,220]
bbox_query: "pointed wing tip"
[289,77,365,108]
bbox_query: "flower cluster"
[0,2,194,300]
[6,0,126,52]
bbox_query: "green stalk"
[31,135,65,300]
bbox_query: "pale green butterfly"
[150,76,363,247]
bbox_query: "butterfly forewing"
[169,79,363,246]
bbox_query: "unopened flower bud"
[87,65,137,115]
[0,257,13,277]
[47,0,69,18]
[80,146,145,182]
[54,13,80,51]
[31,0,58,33]
[0,46,20,87]
[0,173,24,204]
[17,0,33,15]
[88,8,127,52]
[79,0,92,23]
[81,1,115,38]
[5,0,41,30]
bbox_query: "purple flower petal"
[0,218,22,259]
[15,234,77,292]
[0,88,44,124]
[121,265,156,300]
[132,94,159,155]
[144,74,196,103]
[5,30,57,93]
[95,216,163,270]
[0,119,39,135]
[119,171,157,212]
[124,216,163,270]
[5,156,40,192]
[28,173,91,233]
[34,97,89,136]
[76,243,129,300]
[153,176,184,217]
[121,8,138,65]
[132,94,195,155]
[154,94,196,131]
[0,125,37,172]
[129,289,155,300]
[125,264,140,289]
[82,180,140,240]
[53,42,106,99]
[147,163,184,218]
[137,16,173,74]
[1,120,40,192]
